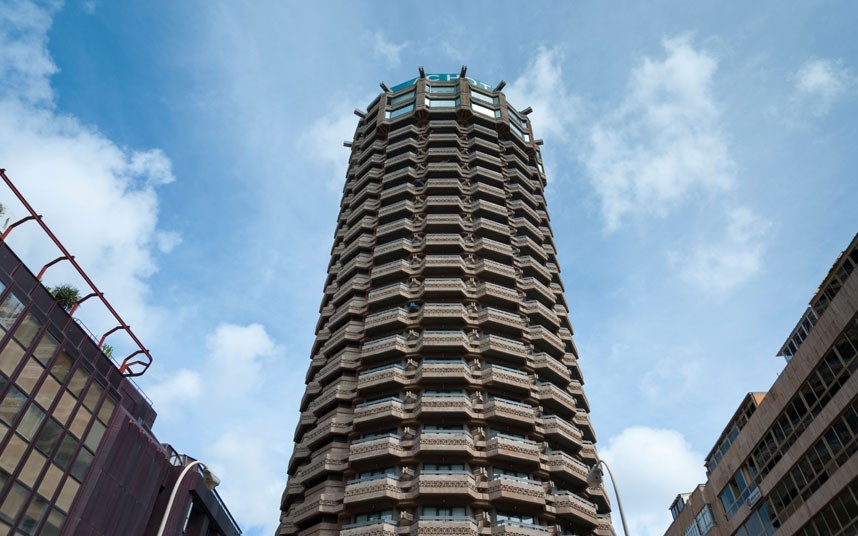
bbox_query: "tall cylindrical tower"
[277,72,615,536]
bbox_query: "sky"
[0,1,856,534]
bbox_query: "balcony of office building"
[483,396,538,425]
[413,429,479,457]
[343,473,403,504]
[412,470,481,500]
[348,432,408,462]
[487,475,547,506]
[353,396,408,425]
[357,362,410,391]
[544,450,590,488]
[540,415,584,451]
[409,517,479,536]
[485,433,542,464]
[547,490,600,527]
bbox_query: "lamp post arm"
[599,460,630,536]
[156,460,205,536]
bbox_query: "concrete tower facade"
[277,72,614,536]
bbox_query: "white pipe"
[156,460,205,536]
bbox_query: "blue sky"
[1,1,857,534]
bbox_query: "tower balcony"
[414,393,474,418]
[472,282,522,307]
[473,217,510,239]
[288,484,344,524]
[519,278,555,307]
[481,364,534,394]
[412,472,481,500]
[424,233,467,253]
[473,258,518,281]
[330,274,371,307]
[376,216,419,239]
[534,382,577,415]
[544,451,590,488]
[420,329,470,351]
[337,233,376,261]
[530,353,571,386]
[343,215,379,244]
[371,259,416,282]
[540,415,583,451]
[508,200,542,226]
[373,237,417,261]
[409,518,479,536]
[342,520,398,536]
[472,199,508,219]
[420,302,468,322]
[343,475,403,504]
[361,334,410,360]
[486,435,542,464]
[318,320,365,357]
[473,306,526,332]
[527,326,566,359]
[579,441,598,464]
[423,278,468,298]
[335,252,373,283]
[288,444,312,474]
[315,348,360,384]
[470,180,506,202]
[413,431,478,456]
[357,363,410,391]
[487,476,546,506]
[567,380,591,412]
[416,359,472,384]
[423,255,467,274]
[473,237,515,261]
[301,409,353,447]
[594,515,616,536]
[295,444,349,484]
[306,378,356,416]
[364,306,410,332]
[483,397,537,426]
[573,409,596,442]
[423,214,467,232]
[520,301,560,329]
[477,334,530,364]
[321,298,367,334]
[547,491,599,527]
[510,216,545,243]
[354,397,408,425]
[349,434,408,463]
[515,256,552,284]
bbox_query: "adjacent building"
[665,232,858,536]
[277,71,615,535]
[0,210,240,533]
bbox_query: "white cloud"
[83,1,96,14]
[369,31,408,67]
[586,35,735,231]
[206,429,287,534]
[0,0,179,349]
[640,358,702,403]
[672,206,770,294]
[601,427,706,536]
[301,107,359,192]
[791,57,853,116]
[506,46,580,144]
[145,369,203,416]
[205,322,279,394]
[155,230,182,253]
[144,322,289,534]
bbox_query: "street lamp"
[587,459,630,536]
[156,460,221,536]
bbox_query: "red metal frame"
[0,169,153,377]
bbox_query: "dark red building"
[0,237,240,535]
